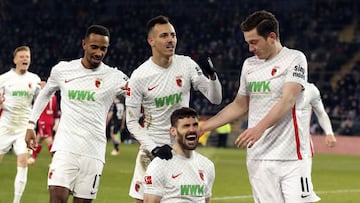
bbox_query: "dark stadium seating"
[0,0,358,134]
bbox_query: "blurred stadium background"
[0,0,360,202]
[1,0,359,139]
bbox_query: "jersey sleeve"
[285,52,308,87]
[190,58,222,104]
[144,158,165,197]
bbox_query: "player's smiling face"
[172,117,200,151]
[14,50,31,73]
[148,23,177,58]
[82,33,109,69]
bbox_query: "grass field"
[1,143,360,203]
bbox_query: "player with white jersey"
[296,82,336,202]
[144,107,215,203]
[201,11,310,202]
[126,15,222,202]
[0,46,41,203]
[25,25,128,203]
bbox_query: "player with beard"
[143,107,215,203]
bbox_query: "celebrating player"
[126,15,222,203]
[25,25,128,203]
[144,107,215,203]
[0,46,41,203]
[201,10,311,202]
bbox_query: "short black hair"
[240,10,280,39]
[170,107,199,127]
[146,15,170,35]
[85,24,110,39]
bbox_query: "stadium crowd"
[0,0,359,135]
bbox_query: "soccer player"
[201,10,310,202]
[106,94,126,156]
[25,25,128,203]
[143,107,215,203]
[27,94,60,164]
[126,15,222,202]
[0,46,41,203]
[297,82,336,202]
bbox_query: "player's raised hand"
[197,55,216,79]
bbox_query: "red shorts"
[38,120,53,138]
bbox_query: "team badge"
[199,170,204,181]
[271,66,279,76]
[95,78,102,88]
[144,176,152,185]
[135,181,141,192]
[28,83,32,89]
[176,76,183,87]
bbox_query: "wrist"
[27,121,36,130]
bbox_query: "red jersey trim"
[292,106,302,160]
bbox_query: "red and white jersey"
[29,59,128,163]
[297,83,334,158]
[38,94,59,126]
[144,151,215,202]
[126,54,221,151]
[238,47,308,160]
[0,69,41,130]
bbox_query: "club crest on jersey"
[199,170,204,181]
[135,181,141,192]
[28,83,32,89]
[144,176,152,185]
[271,66,279,76]
[176,76,183,87]
[95,78,102,88]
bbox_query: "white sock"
[13,167,28,203]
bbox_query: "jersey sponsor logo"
[144,175,152,184]
[154,92,182,108]
[248,81,271,93]
[147,85,158,91]
[172,173,182,179]
[12,90,29,97]
[68,90,95,101]
[180,184,205,196]
[293,64,305,79]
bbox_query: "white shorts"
[129,149,154,200]
[247,159,312,203]
[302,158,321,202]
[0,126,28,155]
[48,151,104,199]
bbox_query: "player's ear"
[170,126,176,137]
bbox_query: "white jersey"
[144,151,215,202]
[29,59,128,163]
[297,83,334,158]
[126,54,221,152]
[238,47,308,160]
[0,69,41,130]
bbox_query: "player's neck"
[173,144,193,158]
[151,55,172,68]
[14,67,27,75]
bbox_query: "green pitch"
[1,144,359,202]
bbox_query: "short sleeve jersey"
[126,55,205,147]
[0,69,41,130]
[238,47,308,160]
[45,59,128,163]
[144,151,215,202]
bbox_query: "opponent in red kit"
[28,94,60,164]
